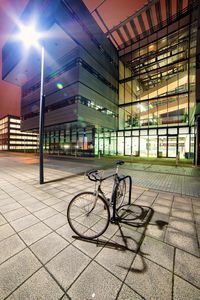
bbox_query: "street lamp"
[18,25,45,184]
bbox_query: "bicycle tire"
[115,179,126,209]
[67,192,110,239]
[117,204,143,221]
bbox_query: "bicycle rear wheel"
[67,192,110,239]
[115,179,126,209]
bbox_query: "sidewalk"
[0,153,200,299]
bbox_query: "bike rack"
[111,175,132,223]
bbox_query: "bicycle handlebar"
[86,160,125,182]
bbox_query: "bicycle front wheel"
[67,192,110,239]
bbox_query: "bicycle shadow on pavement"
[72,204,164,274]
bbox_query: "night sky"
[0,0,147,118]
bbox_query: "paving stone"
[56,222,87,243]
[68,261,121,300]
[19,222,52,245]
[175,248,200,288]
[4,207,30,222]
[42,197,61,206]
[0,214,7,226]
[111,226,142,252]
[0,198,16,208]
[145,224,165,241]
[7,268,64,300]
[165,228,199,256]
[153,204,171,214]
[26,201,47,212]
[168,217,196,236]
[46,245,90,290]
[73,234,106,258]
[173,275,200,300]
[33,207,58,220]
[194,213,200,224]
[43,213,67,230]
[0,234,26,265]
[0,224,15,242]
[95,241,135,280]
[140,236,174,271]
[31,232,68,263]
[125,255,172,300]
[0,248,41,299]
[52,201,68,212]
[0,203,22,214]
[10,214,39,232]
[117,284,143,300]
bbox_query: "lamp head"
[17,25,40,48]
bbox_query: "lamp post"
[39,45,45,184]
[18,25,45,184]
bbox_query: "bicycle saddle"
[116,160,124,165]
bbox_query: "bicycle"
[67,160,127,239]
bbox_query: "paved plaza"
[0,153,200,300]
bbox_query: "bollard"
[176,152,180,167]
[98,150,101,159]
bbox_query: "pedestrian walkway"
[0,153,200,299]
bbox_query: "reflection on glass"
[158,136,167,157]
[149,136,157,157]
[168,136,177,157]
[132,136,139,156]
[140,136,148,157]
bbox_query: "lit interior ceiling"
[83,0,190,50]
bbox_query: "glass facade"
[117,17,197,158]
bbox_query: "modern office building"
[2,0,200,164]
[0,115,38,151]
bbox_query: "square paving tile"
[165,228,199,256]
[95,242,135,281]
[125,255,172,300]
[30,232,69,263]
[43,213,67,230]
[19,222,52,245]
[7,268,64,300]
[168,217,196,236]
[117,284,143,300]
[46,244,90,290]
[173,275,200,300]
[0,234,26,265]
[26,201,47,213]
[52,201,68,212]
[0,224,15,242]
[0,203,22,214]
[0,214,7,226]
[10,214,39,232]
[4,207,30,222]
[0,248,41,299]
[145,224,165,241]
[140,236,174,271]
[171,208,193,221]
[33,207,58,220]
[175,248,200,288]
[68,261,122,300]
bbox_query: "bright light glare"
[18,25,40,48]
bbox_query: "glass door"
[125,137,131,155]
[158,136,167,157]
[168,135,178,158]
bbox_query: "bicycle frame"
[92,171,133,223]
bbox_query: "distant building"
[0,115,38,151]
[2,0,200,164]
